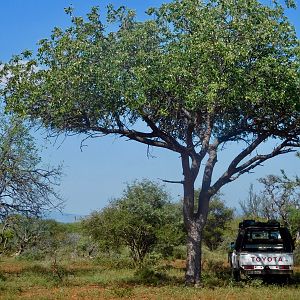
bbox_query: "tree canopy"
[1,0,299,196]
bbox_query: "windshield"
[242,229,284,252]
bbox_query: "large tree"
[1,0,300,284]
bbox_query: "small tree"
[82,180,182,264]
[240,172,300,228]
[239,184,263,220]
[0,219,14,254]
[1,0,300,284]
[4,215,46,256]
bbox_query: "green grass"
[0,257,299,299]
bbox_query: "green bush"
[16,248,46,261]
[133,266,168,285]
[172,245,186,260]
[0,272,6,282]
[294,244,300,265]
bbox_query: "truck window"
[242,229,284,252]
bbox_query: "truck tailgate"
[239,252,293,266]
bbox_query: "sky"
[0,0,299,215]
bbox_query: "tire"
[232,268,241,281]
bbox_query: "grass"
[0,257,299,299]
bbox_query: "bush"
[16,248,46,261]
[133,266,168,285]
[172,245,186,260]
[0,272,6,282]
[294,244,300,265]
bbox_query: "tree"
[1,0,300,284]
[82,180,183,264]
[2,215,48,256]
[203,196,234,251]
[240,172,300,228]
[0,218,14,254]
[0,115,62,218]
[259,173,300,227]
[239,184,263,219]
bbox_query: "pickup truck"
[229,220,294,280]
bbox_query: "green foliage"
[133,266,168,285]
[82,180,183,264]
[4,215,48,256]
[203,196,234,251]
[154,202,185,258]
[94,255,135,270]
[294,245,300,265]
[1,0,299,143]
[0,215,85,261]
[217,217,243,252]
[288,206,300,238]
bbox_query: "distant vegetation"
[0,177,300,298]
[1,177,299,264]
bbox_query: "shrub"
[294,244,300,265]
[172,245,186,260]
[133,266,168,285]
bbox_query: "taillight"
[243,265,254,270]
[279,265,290,270]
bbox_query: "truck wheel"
[282,275,291,284]
[232,269,241,281]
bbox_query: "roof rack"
[239,219,280,229]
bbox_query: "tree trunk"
[185,219,203,285]
[183,187,210,285]
[181,153,211,285]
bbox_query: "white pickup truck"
[229,220,294,280]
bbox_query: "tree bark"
[181,152,211,285]
[183,178,210,285]
[185,219,203,285]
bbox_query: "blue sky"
[0,1,299,215]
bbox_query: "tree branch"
[209,137,299,195]
[158,178,184,184]
[198,113,213,160]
